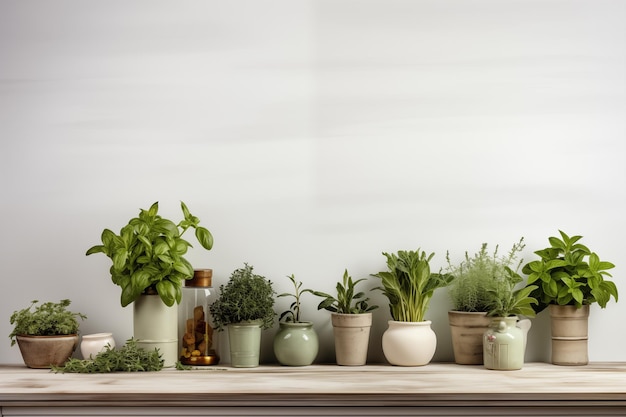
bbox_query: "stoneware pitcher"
[483,317,531,370]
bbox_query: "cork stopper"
[186,269,213,287]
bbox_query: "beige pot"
[134,294,178,367]
[448,311,491,365]
[331,313,372,366]
[549,304,589,366]
[16,334,79,368]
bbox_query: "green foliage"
[446,239,525,313]
[522,230,618,312]
[209,263,276,330]
[9,300,86,346]
[52,338,163,373]
[487,268,538,317]
[372,249,453,322]
[278,274,313,322]
[309,269,378,314]
[86,201,213,307]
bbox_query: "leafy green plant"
[86,201,213,307]
[209,263,276,330]
[446,239,525,313]
[278,274,313,322]
[487,268,538,317]
[9,300,86,346]
[52,338,163,373]
[522,230,618,313]
[309,269,378,314]
[372,249,453,322]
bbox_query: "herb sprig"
[52,338,163,373]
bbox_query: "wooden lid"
[186,269,213,287]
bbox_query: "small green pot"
[273,322,318,366]
[227,321,262,368]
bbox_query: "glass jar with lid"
[180,269,220,365]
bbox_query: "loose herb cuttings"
[52,338,163,373]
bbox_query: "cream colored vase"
[134,294,178,367]
[448,311,492,365]
[331,313,372,366]
[382,320,436,366]
[550,304,589,366]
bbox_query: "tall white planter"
[134,294,178,367]
[382,320,436,366]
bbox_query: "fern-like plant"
[446,239,525,313]
[372,249,452,322]
[209,263,276,330]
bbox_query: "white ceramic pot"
[382,320,436,366]
[80,333,115,360]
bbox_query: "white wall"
[1,0,624,365]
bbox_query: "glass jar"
[179,269,220,365]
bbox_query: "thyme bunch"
[52,338,163,373]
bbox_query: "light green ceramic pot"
[228,321,262,368]
[483,316,524,370]
[273,322,318,366]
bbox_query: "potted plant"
[522,230,618,365]
[85,201,213,367]
[9,299,86,368]
[209,263,276,367]
[273,274,319,366]
[482,267,537,370]
[372,249,453,366]
[309,269,378,366]
[446,239,525,365]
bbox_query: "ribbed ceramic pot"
[228,321,262,368]
[16,334,79,368]
[273,322,319,366]
[331,313,372,366]
[483,316,524,370]
[81,333,115,360]
[382,320,436,366]
[550,304,589,366]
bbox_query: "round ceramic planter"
[228,321,262,368]
[448,311,492,365]
[273,322,319,366]
[134,294,178,367]
[16,334,79,368]
[550,304,589,366]
[331,313,372,366]
[382,320,436,366]
[483,317,524,370]
[81,333,115,360]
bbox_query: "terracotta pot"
[331,313,372,366]
[16,334,79,368]
[550,304,589,366]
[448,311,491,365]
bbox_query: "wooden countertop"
[1,362,626,412]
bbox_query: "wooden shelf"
[1,362,626,415]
